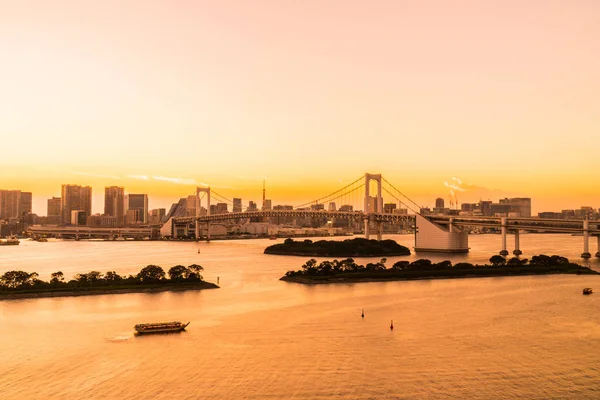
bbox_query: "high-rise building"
[339,205,353,212]
[19,192,32,215]
[233,198,242,213]
[186,195,198,217]
[248,201,258,211]
[47,197,61,224]
[384,203,397,214]
[0,190,31,219]
[149,208,166,224]
[104,186,125,225]
[498,198,532,218]
[61,185,92,224]
[215,203,228,214]
[125,194,148,224]
[328,202,337,212]
[435,198,445,209]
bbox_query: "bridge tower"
[364,173,383,240]
[196,187,211,241]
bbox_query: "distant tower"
[262,180,266,210]
[435,198,444,209]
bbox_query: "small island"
[0,264,218,300]
[280,254,600,284]
[265,238,411,257]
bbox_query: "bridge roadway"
[28,225,158,239]
[426,215,600,234]
[173,209,415,224]
[174,210,600,234]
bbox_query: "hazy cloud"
[74,172,121,180]
[128,175,149,180]
[152,176,197,185]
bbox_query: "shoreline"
[280,267,600,285]
[0,282,219,301]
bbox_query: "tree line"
[285,254,583,277]
[0,264,204,291]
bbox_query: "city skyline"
[2,1,599,215]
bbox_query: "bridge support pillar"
[364,218,370,240]
[513,231,522,256]
[499,217,509,256]
[376,221,383,241]
[582,220,591,259]
[595,236,600,258]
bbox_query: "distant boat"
[134,321,190,334]
[269,235,277,240]
[0,236,20,246]
[583,288,593,295]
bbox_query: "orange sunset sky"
[1,0,599,215]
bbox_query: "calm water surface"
[1,234,600,399]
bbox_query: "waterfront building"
[125,209,141,225]
[339,205,353,212]
[104,186,125,225]
[435,198,444,209]
[311,203,325,211]
[149,208,166,224]
[499,198,532,218]
[247,201,258,211]
[70,210,87,226]
[328,202,337,212]
[61,185,92,224]
[125,194,148,224]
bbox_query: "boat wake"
[108,333,134,342]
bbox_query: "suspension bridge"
[164,172,600,259]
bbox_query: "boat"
[583,288,593,295]
[134,321,190,334]
[269,235,277,240]
[0,236,20,246]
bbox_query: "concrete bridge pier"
[595,236,600,258]
[376,221,383,241]
[582,220,591,259]
[364,217,370,240]
[513,231,522,256]
[499,217,509,256]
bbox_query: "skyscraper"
[435,198,445,208]
[0,190,25,219]
[125,194,148,224]
[233,198,242,213]
[104,186,125,225]
[47,197,61,224]
[61,185,92,224]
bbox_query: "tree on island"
[0,271,38,289]
[50,271,64,284]
[187,264,204,281]
[169,265,189,281]
[104,271,122,282]
[489,255,507,266]
[137,265,165,283]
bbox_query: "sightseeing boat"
[134,321,190,334]
[583,288,593,295]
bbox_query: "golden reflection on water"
[1,235,600,399]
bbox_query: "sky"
[1,0,599,215]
